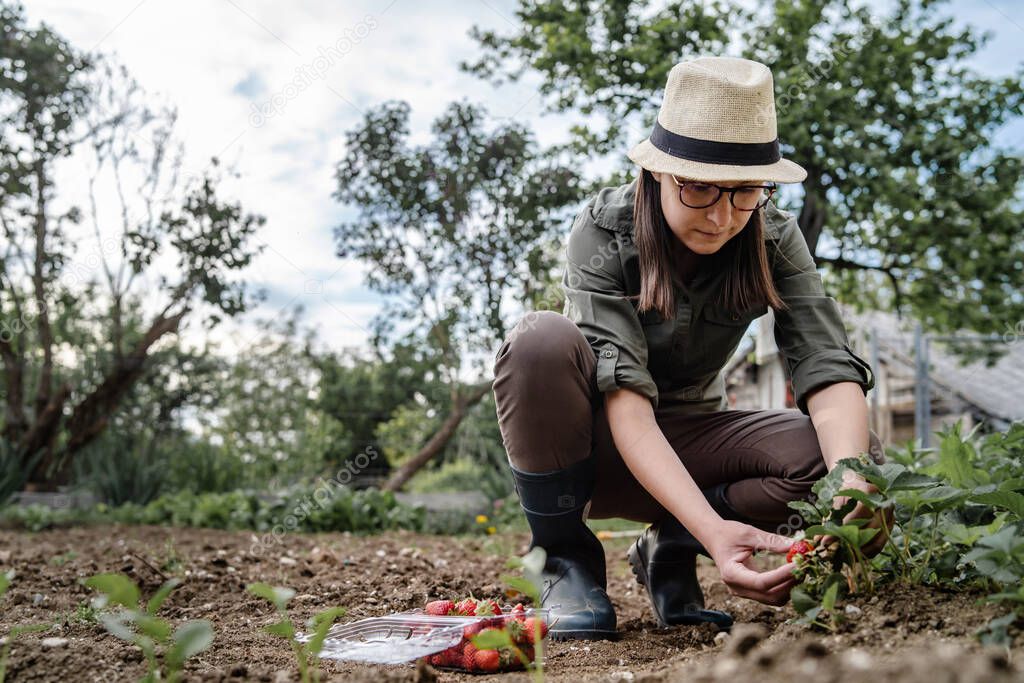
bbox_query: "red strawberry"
[461,641,478,671]
[453,597,478,616]
[506,618,526,643]
[786,539,815,563]
[429,649,453,667]
[474,649,501,672]
[425,599,455,616]
[474,598,503,616]
[521,617,548,644]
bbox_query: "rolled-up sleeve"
[767,203,875,414]
[561,211,659,408]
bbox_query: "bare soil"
[0,525,1020,682]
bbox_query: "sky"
[19,0,1024,361]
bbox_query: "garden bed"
[0,525,1019,682]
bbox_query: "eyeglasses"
[667,175,777,211]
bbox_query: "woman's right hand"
[703,519,798,606]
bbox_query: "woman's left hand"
[815,470,894,559]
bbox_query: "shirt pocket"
[692,304,766,376]
[638,307,674,381]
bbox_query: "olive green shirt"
[561,177,874,414]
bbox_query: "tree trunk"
[62,309,187,458]
[19,308,188,488]
[381,382,491,492]
[797,186,827,256]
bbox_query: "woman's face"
[655,172,762,256]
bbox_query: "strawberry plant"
[787,422,1024,643]
[85,573,214,683]
[246,583,345,683]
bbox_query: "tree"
[462,0,1024,338]
[0,4,265,487]
[314,338,439,481]
[332,99,582,490]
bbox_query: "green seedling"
[85,573,213,683]
[489,546,549,682]
[246,583,345,683]
[0,571,49,683]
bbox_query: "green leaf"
[168,620,214,667]
[265,620,296,639]
[836,487,890,510]
[500,574,540,604]
[821,582,840,612]
[8,623,49,638]
[934,430,984,488]
[133,613,172,642]
[99,612,137,642]
[858,527,880,546]
[472,628,514,650]
[85,574,140,608]
[306,607,346,656]
[790,587,817,615]
[247,583,295,611]
[146,578,181,615]
[0,571,11,597]
[970,490,1024,520]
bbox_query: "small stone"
[844,604,862,618]
[844,648,873,671]
[279,557,297,566]
[41,637,69,649]
[714,631,729,646]
[32,593,46,606]
[712,657,740,677]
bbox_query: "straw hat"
[627,56,807,184]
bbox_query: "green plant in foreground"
[0,571,49,683]
[247,583,345,683]
[85,573,213,683]
[787,422,1024,644]
[474,546,548,683]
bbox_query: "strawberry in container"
[420,596,552,673]
[302,595,554,674]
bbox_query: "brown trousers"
[492,311,884,531]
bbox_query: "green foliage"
[247,583,344,683]
[407,457,513,500]
[788,421,1024,643]
[463,0,1024,339]
[0,484,434,535]
[85,573,213,683]
[315,340,440,473]
[493,547,548,682]
[196,310,326,485]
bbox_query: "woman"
[491,57,890,640]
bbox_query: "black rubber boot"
[627,482,738,630]
[510,456,618,641]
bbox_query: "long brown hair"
[631,167,786,319]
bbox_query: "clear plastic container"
[306,605,554,673]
